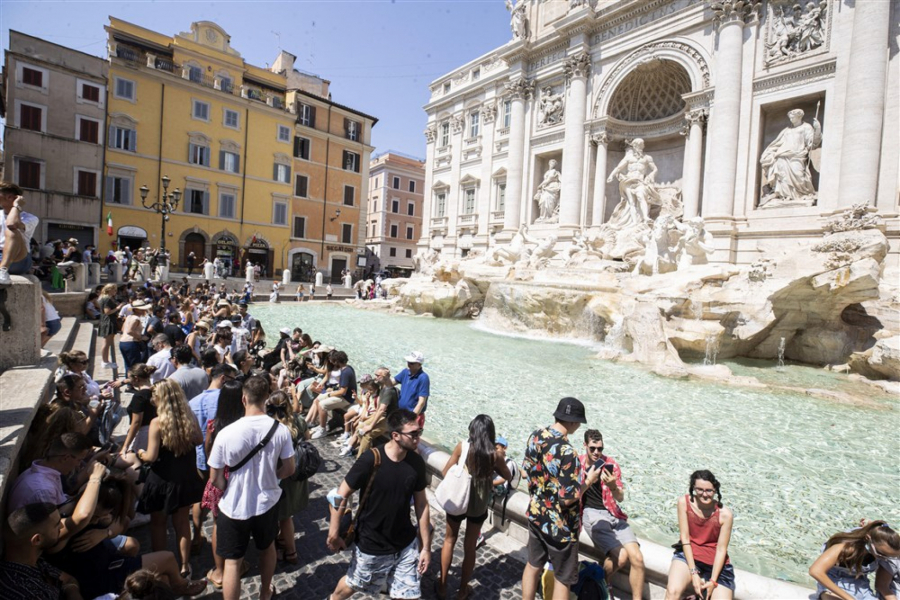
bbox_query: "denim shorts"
[346,538,421,599]
[673,551,736,591]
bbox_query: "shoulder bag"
[435,441,471,516]
[337,447,381,549]
[212,419,279,493]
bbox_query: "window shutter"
[108,125,116,147]
[129,130,137,152]
[234,155,240,173]
[273,164,278,181]
[309,106,316,128]
[355,154,361,173]
[293,136,300,157]
[122,179,131,204]
[219,150,226,171]
[344,118,350,137]
[105,176,114,203]
[203,191,210,215]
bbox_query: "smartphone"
[601,463,615,474]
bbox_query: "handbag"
[336,447,381,549]
[435,441,472,516]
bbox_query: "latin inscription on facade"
[592,0,696,45]
[526,49,566,73]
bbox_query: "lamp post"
[139,175,181,251]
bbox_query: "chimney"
[271,50,296,75]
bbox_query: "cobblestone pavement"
[126,434,526,600]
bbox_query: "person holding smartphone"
[579,429,645,600]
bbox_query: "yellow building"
[103,18,301,276]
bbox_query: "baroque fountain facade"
[392,0,900,388]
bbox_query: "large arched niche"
[593,40,710,120]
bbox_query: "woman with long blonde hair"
[266,390,309,565]
[136,379,205,578]
[98,283,122,368]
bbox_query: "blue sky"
[1,0,513,157]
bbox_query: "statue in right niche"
[759,107,822,208]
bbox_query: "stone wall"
[0,276,41,372]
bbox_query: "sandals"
[180,564,192,579]
[206,560,251,590]
[282,550,299,564]
[455,584,473,600]
[174,578,207,597]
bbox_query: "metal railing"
[116,45,143,64]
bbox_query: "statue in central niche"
[534,159,561,223]
[606,138,660,229]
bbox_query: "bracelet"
[89,477,103,484]
[689,568,701,575]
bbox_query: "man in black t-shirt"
[326,409,431,599]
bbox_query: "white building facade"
[420,0,899,263]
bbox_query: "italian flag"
[106,212,113,236]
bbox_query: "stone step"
[70,321,96,373]
[42,317,79,357]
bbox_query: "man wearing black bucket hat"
[521,397,587,600]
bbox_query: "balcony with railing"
[458,213,478,226]
[154,56,177,73]
[115,44,144,65]
[430,216,449,231]
[490,210,505,223]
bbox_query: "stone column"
[681,108,707,218]
[837,0,891,207]
[702,1,758,218]
[420,124,437,250]
[503,76,533,233]
[590,132,609,226]
[559,52,591,229]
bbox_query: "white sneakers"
[311,426,327,440]
[0,268,10,286]
[102,362,119,370]
[337,432,351,443]
[339,445,354,457]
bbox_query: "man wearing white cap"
[392,351,430,428]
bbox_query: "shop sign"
[325,245,355,253]
[118,226,148,238]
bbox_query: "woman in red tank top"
[665,470,735,599]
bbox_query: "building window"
[22,66,43,88]
[81,83,100,103]
[277,125,291,142]
[109,126,136,152]
[293,216,306,238]
[192,100,210,121]
[443,82,451,93]
[17,159,42,189]
[345,119,360,141]
[187,189,208,215]
[405,248,413,259]
[389,176,399,189]
[390,224,398,238]
[341,223,353,244]
[343,151,360,173]
[114,77,135,100]
[469,112,480,138]
[219,192,236,219]
[391,199,399,213]
[389,247,397,257]
[19,103,43,132]
[76,170,98,197]
[407,201,415,216]
[293,136,310,160]
[223,109,239,129]
[294,174,308,198]
[372,200,377,212]
[220,150,240,173]
[273,201,287,225]
[189,143,210,167]
[408,180,416,193]
[298,103,316,127]
[105,175,132,205]
[343,185,355,206]
[406,225,414,240]
[440,122,450,147]
[472,68,480,81]
[274,163,291,183]
[219,76,233,94]
[503,100,511,128]
[496,182,506,211]
[370,223,376,237]
[435,192,446,218]
[463,188,476,214]
[77,116,100,144]
[188,65,202,83]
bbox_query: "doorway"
[330,257,347,283]
[291,252,315,282]
[183,233,206,267]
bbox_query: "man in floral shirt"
[521,397,587,600]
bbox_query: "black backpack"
[290,439,321,482]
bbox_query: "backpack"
[289,439,321,482]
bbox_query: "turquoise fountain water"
[252,303,899,585]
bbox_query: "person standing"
[0,182,39,285]
[207,377,295,600]
[579,429,645,600]
[187,251,196,276]
[168,345,210,401]
[326,283,334,300]
[326,409,432,600]
[393,351,430,428]
[521,397,587,600]
[146,335,176,384]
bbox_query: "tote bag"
[435,441,471,516]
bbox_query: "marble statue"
[487,224,539,266]
[766,1,827,63]
[413,248,440,276]
[675,217,715,267]
[759,108,822,208]
[564,230,604,266]
[607,139,660,229]
[570,0,588,8]
[633,215,679,276]
[505,0,528,40]
[537,86,564,127]
[527,234,558,269]
[534,159,561,223]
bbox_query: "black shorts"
[526,523,580,587]
[446,511,488,526]
[216,503,279,559]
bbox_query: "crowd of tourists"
[0,255,897,600]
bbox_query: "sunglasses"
[587,445,604,454]
[398,429,423,439]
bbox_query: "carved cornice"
[708,0,761,27]
[482,101,498,123]
[604,114,686,140]
[752,59,836,94]
[505,76,535,100]
[680,108,708,136]
[564,52,592,81]
[525,43,569,74]
[530,129,567,149]
[449,113,464,134]
[591,131,609,146]
[424,123,437,143]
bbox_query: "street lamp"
[330,208,342,222]
[139,175,181,251]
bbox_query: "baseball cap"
[404,350,425,364]
[552,397,587,424]
[495,435,508,448]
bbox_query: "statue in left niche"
[505,0,529,40]
[534,159,561,223]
